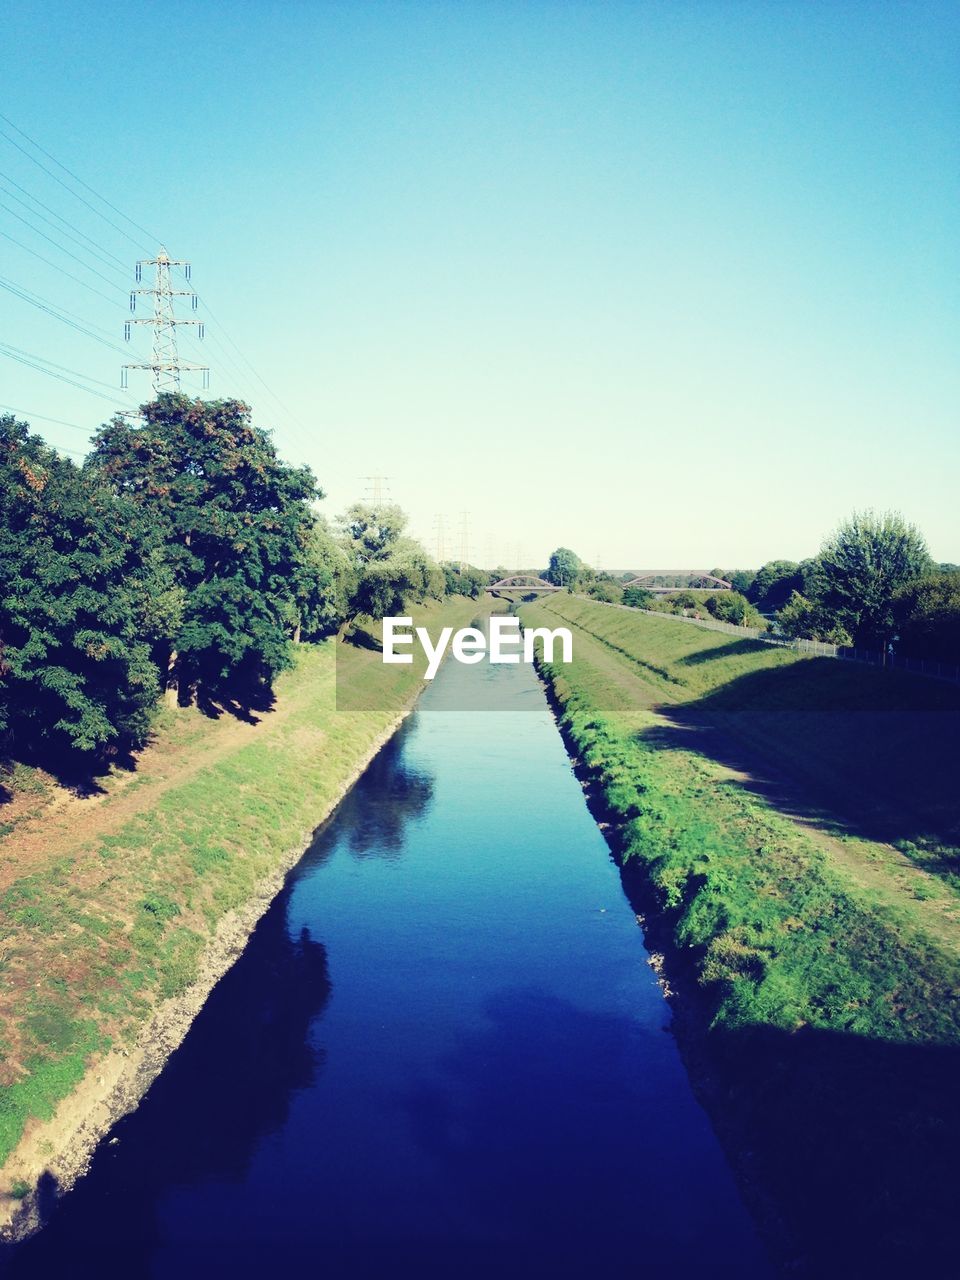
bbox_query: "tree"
[443,564,489,599]
[894,573,960,662]
[713,568,756,596]
[748,560,802,611]
[586,579,622,603]
[775,591,852,645]
[337,503,441,626]
[545,547,582,588]
[338,502,409,563]
[0,415,162,756]
[623,586,654,609]
[290,517,354,642]
[88,395,319,696]
[815,511,932,648]
[705,591,763,627]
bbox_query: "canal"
[7,646,769,1278]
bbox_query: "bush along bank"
[535,654,960,1277]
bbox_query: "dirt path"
[0,689,301,892]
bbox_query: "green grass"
[0,597,482,1176]
[530,594,960,895]
[522,595,960,1042]
[522,594,960,1273]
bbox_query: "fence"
[574,596,960,685]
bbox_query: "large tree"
[813,511,932,648]
[748,560,802,611]
[0,415,162,756]
[337,502,442,627]
[290,516,354,642]
[894,572,960,662]
[545,547,582,587]
[88,395,319,696]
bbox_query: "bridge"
[622,571,732,594]
[485,575,563,595]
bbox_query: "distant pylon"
[433,514,447,563]
[459,511,470,573]
[122,247,208,394]
[362,475,390,505]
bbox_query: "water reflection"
[5,898,332,1277]
[303,726,435,864]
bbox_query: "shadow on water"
[604,846,960,1276]
[2,894,332,1279]
[400,988,743,1267]
[539,665,960,1278]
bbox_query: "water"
[6,653,769,1278]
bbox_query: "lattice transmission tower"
[433,514,448,563]
[362,475,390,505]
[122,247,209,393]
[458,511,470,573]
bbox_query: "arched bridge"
[623,571,732,594]
[485,575,562,595]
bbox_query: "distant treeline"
[543,523,960,659]
[0,395,493,763]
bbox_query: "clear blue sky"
[2,0,958,569]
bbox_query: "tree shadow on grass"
[343,626,383,653]
[678,636,773,666]
[0,741,125,800]
[687,1019,960,1277]
[188,676,277,724]
[608,856,960,1278]
[642,658,960,856]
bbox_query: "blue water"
[6,655,769,1278]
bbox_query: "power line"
[0,275,130,356]
[362,475,390,504]
[0,112,159,251]
[172,265,316,452]
[0,227,121,306]
[0,168,130,269]
[0,401,95,437]
[0,198,130,295]
[0,341,136,405]
[0,175,131,277]
[459,511,471,571]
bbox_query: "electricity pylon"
[362,475,390,505]
[459,511,470,574]
[433,514,447,563]
[122,247,209,393]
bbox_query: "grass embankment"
[0,596,482,1207]
[522,594,960,1275]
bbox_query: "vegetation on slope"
[522,594,960,1273]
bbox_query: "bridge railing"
[571,596,960,684]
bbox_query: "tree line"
[0,395,492,765]
[543,514,960,660]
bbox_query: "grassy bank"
[522,594,960,1274]
[0,597,482,1206]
